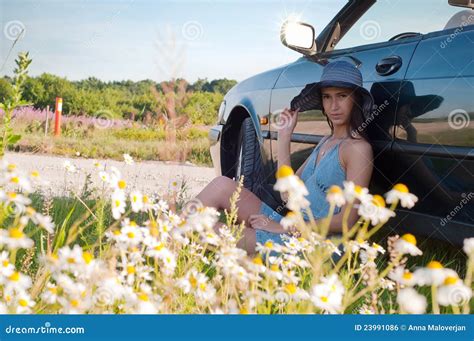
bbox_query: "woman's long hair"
[322,90,371,142]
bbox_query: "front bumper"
[208,124,223,176]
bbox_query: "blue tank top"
[299,135,347,220]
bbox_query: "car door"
[392,22,474,245]
[269,26,421,198]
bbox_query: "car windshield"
[335,0,471,50]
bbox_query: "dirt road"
[5,152,217,199]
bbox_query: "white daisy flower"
[7,173,32,193]
[326,185,346,207]
[358,194,395,226]
[0,251,14,278]
[388,266,417,287]
[393,233,422,256]
[98,171,110,183]
[437,276,472,306]
[463,237,474,256]
[123,153,134,165]
[310,274,345,314]
[385,183,418,209]
[343,181,371,203]
[111,190,126,220]
[130,190,143,213]
[63,160,77,173]
[0,228,34,249]
[397,287,427,314]
[413,261,459,286]
[2,271,32,291]
[280,211,298,231]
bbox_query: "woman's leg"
[195,176,263,223]
[195,176,262,255]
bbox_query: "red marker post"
[54,97,62,137]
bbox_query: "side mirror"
[280,21,317,56]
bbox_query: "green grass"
[11,122,213,166]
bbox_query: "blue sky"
[0,0,462,82]
[0,0,346,82]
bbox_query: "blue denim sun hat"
[290,60,374,119]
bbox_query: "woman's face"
[321,87,355,126]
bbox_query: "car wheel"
[235,117,264,195]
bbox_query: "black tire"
[235,117,264,196]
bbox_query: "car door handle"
[376,55,402,76]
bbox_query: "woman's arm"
[321,140,374,233]
[276,108,299,202]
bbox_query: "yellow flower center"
[427,260,444,269]
[2,260,9,267]
[70,299,79,308]
[82,252,93,264]
[270,264,279,272]
[9,228,24,239]
[285,211,296,218]
[113,230,121,236]
[126,265,135,274]
[284,283,297,295]
[320,296,328,303]
[10,176,19,184]
[143,195,149,204]
[401,233,417,246]
[252,257,263,266]
[239,308,249,314]
[444,276,458,286]
[276,165,294,179]
[402,272,413,280]
[30,170,40,178]
[199,283,207,291]
[355,185,363,194]
[8,192,17,199]
[9,272,20,282]
[264,241,274,249]
[127,232,135,239]
[67,257,76,264]
[18,299,28,307]
[114,200,122,208]
[48,287,58,294]
[7,164,16,171]
[138,293,149,301]
[154,243,164,251]
[117,180,127,189]
[189,275,198,288]
[372,195,386,207]
[393,183,409,193]
[328,185,342,194]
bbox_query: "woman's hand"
[248,214,286,234]
[277,107,300,139]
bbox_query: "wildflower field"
[0,155,472,315]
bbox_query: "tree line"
[0,74,237,125]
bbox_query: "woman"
[195,60,374,255]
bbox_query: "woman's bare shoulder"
[340,137,373,168]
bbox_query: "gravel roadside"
[5,152,217,199]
